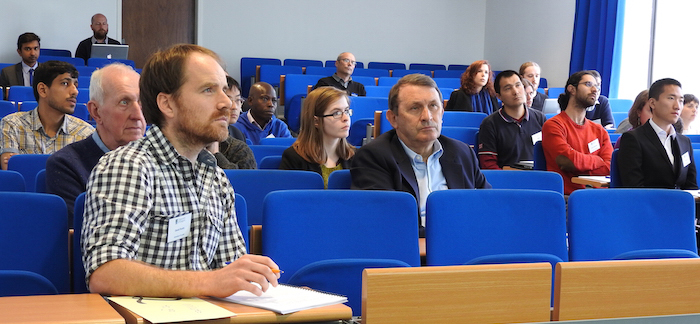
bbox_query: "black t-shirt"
[478,108,546,168]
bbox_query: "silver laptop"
[542,99,561,114]
[91,44,129,60]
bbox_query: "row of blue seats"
[2,85,91,104]
[0,100,90,123]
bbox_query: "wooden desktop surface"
[0,293,124,324]
[553,258,700,321]
[571,176,609,188]
[111,297,352,324]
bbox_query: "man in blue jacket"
[235,82,292,144]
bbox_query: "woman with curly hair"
[445,59,499,115]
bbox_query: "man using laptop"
[75,13,121,64]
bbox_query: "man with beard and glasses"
[0,60,94,170]
[234,81,292,144]
[82,44,280,297]
[541,70,613,194]
[0,32,41,88]
[75,13,122,64]
[351,74,490,237]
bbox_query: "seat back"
[608,98,634,113]
[609,149,621,188]
[350,75,376,87]
[351,68,389,78]
[426,189,568,266]
[440,126,478,146]
[240,57,280,97]
[18,101,38,112]
[259,65,303,88]
[0,100,17,119]
[442,111,488,127]
[7,86,34,102]
[234,193,249,251]
[86,58,135,68]
[0,170,25,192]
[363,263,551,324]
[0,192,69,293]
[7,154,50,192]
[433,70,464,78]
[409,63,446,71]
[533,141,546,170]
[367,62,406,71]
[263,190,420,283]
[283,59,323,68]
[391,69,431,78]
[481,170,564,194]
[448,64,470,71]
[283,74,324,108]
[567,189,697,261]
[34,169,46,193]
[258,155,282,169]
[258,137,295,146]
[432,77,461,89]
[304,66,336,76]
[38,56,85,66]
[0,270,58,297]
[248,145,289,166]
[72,192,88,293]
[364,86,392,98]
[224,170,324,225]
[327,169,351,189]
[40,49,71,57]
[377,77,400,86]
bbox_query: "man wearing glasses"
[541,70,613,194]
[234,82,292,144]
[351,74,490,237]
[313,52,366,97]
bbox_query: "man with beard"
[234,82,292,144]
[82,44,280,297]
[541,70,613,194]
[75,13,122,64]
[351,74,490,236]
[313,52,366,97]
[0,32,41,88]
[0,60,94,170]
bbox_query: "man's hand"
[205,254,280,297]
[555,155,576,173]
[1,152,17,170]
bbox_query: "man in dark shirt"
[478,70,546,169]
[313,52,366,96]
[75,13,122,64]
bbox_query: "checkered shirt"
[81,125,246,283]
[0,108,94,155]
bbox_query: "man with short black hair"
[478,70,546,169]
[234,82,292,144]
[618,78,697,189]
[0,60,94,170]
[0,32,41,88]
[541,70,613,194]
[313,52,366,96]
[75,13,121,64]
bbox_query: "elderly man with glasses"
[541,70,613,194]
[313,52,366,97]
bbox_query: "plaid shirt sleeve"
[0,115,20,155]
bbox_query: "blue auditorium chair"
[38,55,85,66]
[40,48,71,57]
[258,156,282,169]
[0,270,58,297]
[7,154,50,192]
[7,86,34,102]
[433,78,461,89]
[0,170,25,192]
[440,127,478,146]
[259,65,303,88]
[240,57,281,97]
[87,58,135,68]
[434,70,464,78]
[248,145,288,166]
[0,101,17,119]
[448,64,470,71]
[283,59,323,68]
[351,68,389,78]
[481,170,564,194]
[442,111,487,128]
[368,62,406,71]
[391,69,431,78]
[409,63,446,71]
[304,66,336,76]
[327,169,351,189]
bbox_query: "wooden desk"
[553,258,700,321]
[571,175,610,188]
[363,263,551,324]
[0,293,124,324]
[111,297,352,324]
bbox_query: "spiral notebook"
[222,283,347,314]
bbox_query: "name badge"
[682,152,691,167]
[531,131,542,144]
[588,138,600,154]
[167,213,192,243]
[266,134,276,139]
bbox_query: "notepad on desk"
[222,283,347,314]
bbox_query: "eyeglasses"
[577,81,601,90]
[320,108,352,119]
[339,58,357,65]
[258,95,278,103]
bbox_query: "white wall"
[0,0,121,64]
[484,0,576,88]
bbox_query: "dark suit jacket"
[280,146,352,175]
[351,129,491,196]
[618,121,698,189]
[0,63,25,88]
[445,89,499,115]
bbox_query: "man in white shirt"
[0,33,40,88]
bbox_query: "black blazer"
[279,146,352,175]
[531,91,548,112]
[618,121,698,189]
[445,89,499,115]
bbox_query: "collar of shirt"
[91,36,107,44]
[247,111,266,130]
[21,61,38,73]
[91,131,111,153]
[498,107,530,124]
[397,136,447,223]
[28,108,70,136]
[144,125,217,167]
[649,118,676,141]
[332,73,351,88]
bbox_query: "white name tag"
[531,131,542,144]
[682,152,691,167]
[588,138,600,154]
[266,134,276,139]
[167,213,192,243]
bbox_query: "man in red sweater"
[541,70,613,194]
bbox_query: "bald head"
[248,82,278,125]
[335,52,357,80]
[91,13,109,40]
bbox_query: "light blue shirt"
[91,131,110,154]
[21,61,38,87]
[398,138,448,226]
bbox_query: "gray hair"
[89,63,137,105]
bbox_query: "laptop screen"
[91,44,129,60]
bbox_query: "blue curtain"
[569,0,625,98]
